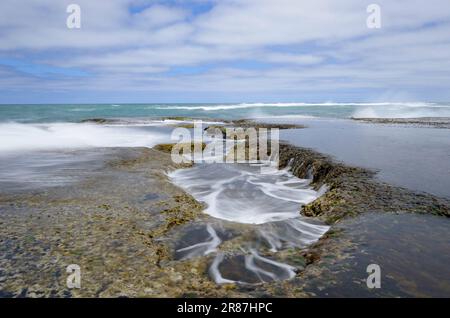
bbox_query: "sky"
[1,0,450,104]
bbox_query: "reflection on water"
[308,213,450,297]
[278,118,450,198]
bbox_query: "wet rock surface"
[0,124,449,297]
[0,148,243,297]
[352,117,450,129]
[279,144,450,222]
[273,143,450,297]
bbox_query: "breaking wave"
[0,122,170,153]
[352,104,450,118]
[156,102,442,111]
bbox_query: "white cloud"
[263,53,323,65]
[133,5,188,28]
[1,0,450,100]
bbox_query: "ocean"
[0,102,449,198]
[0,102,449,296]
[1,102,450,123]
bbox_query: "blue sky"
[1,0,450,103]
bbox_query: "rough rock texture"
[1,136,449,298]
[279,143,449,223]
[352,117,450,129]
[0,148,247,297]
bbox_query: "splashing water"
[169,162,329,285]
[0,122,171,153]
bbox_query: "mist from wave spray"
[352,103,450,118]
[0,122,170,153]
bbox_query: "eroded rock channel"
[0,120,449,297]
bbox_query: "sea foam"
[169,161,330,285]
[157,102,443,111]
[0,122,170,152]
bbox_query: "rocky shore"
[352,117,450,129]
[279,144,449,222]
[0,148,232,297]
[80,116,305,129]
[0,119,449,297]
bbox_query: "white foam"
[258,218,329,251]
[352,104,450,118]
[209,249,297,285]
[209,253,235,285]
[176,224,222,260]
[0,122,170,153]
[245,249,296,282]
[102,118,225,127]
[170,161,330,285]
[156,102,444,111]
[169,164,325,225]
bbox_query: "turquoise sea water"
[1,102,450,122]
[0,102,449,198]
[0,103,449,297]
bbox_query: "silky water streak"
[169,160,329,285]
